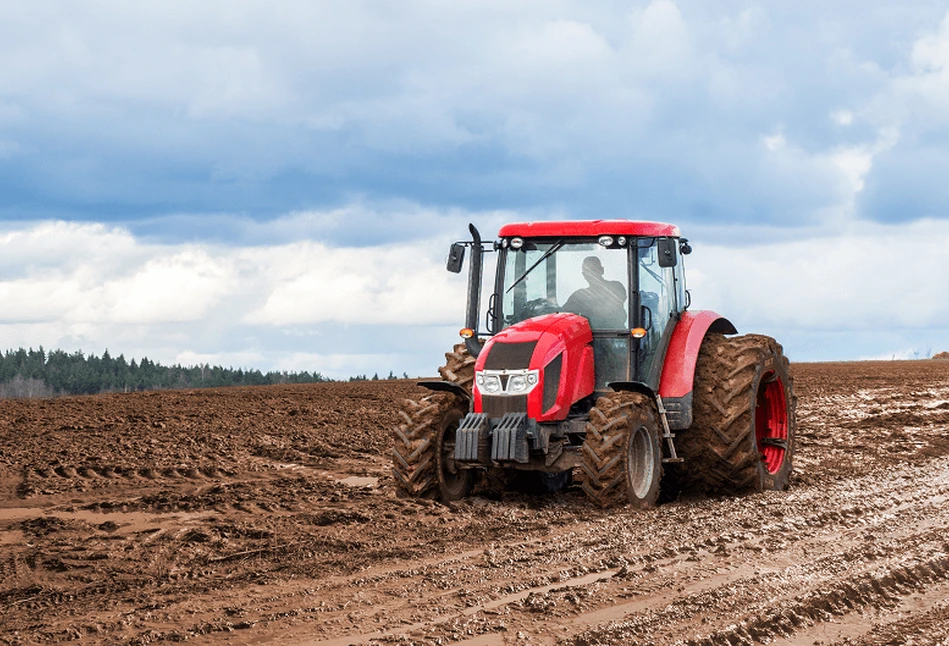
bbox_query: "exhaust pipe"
[465,223,484,358]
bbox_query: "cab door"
[635,238,679,389]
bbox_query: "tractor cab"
[492,222,690,392]
[455,221,691,395]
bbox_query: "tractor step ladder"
[656,395,683,464]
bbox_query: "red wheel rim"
[755,371,789,475]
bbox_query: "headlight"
[508,375,528,393]
[481,375,502,394]
[477,369,539,395]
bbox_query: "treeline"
[0,347,335,399]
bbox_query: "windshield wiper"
[506,239,565,293]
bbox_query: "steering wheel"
[521,298,561,319]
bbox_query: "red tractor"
[392,220,795,507]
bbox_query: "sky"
[1,0,949,379]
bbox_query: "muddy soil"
[2,361,949,645]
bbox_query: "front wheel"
[392,393,475,501]
[580,392,662,508]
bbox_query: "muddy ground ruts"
[2,360,949,645]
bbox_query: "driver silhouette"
[562,256,627,329]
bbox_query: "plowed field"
[3,360,949,645]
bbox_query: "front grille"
[482,395,528,418]
[484,341,537,370]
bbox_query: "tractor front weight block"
[491,413,531,463]
[455,413,489,462]
[455,412,544,465]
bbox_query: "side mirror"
[658,238,677,267]
[446,242,465,273]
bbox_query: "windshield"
[500,241,629,330]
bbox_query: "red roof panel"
[497,220,680,238]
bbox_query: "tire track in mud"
[568,527,949,645]
[565,462,949,646]
[275,458,949,645]
[764,580,949,646]
[680,546,949,646]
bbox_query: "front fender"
[418,380,471,404]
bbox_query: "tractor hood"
[473,313,596,422]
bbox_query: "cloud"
[0,221,135,274]
[623,0,692,79]
[2,210,948,378]
[98,250,235,323]
[852,9,949,222]
[4,2,947,228]
[124,199,519,250]
[904,9,949,112]
[2,3,949,373]
[0,222,233,324]
[0,216,472,377]
[0,218,467,328]
[240,241,462,326]
[687,218,949,336]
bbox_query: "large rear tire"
[392,393,475,501]
[678,333,796,494]
[580,392,662,508]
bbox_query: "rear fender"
[658,310,737,430]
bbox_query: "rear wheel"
[392,393,475,500]
[678,333,796,494]
[580,392,662,508]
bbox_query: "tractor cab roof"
[498,220,679,239]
